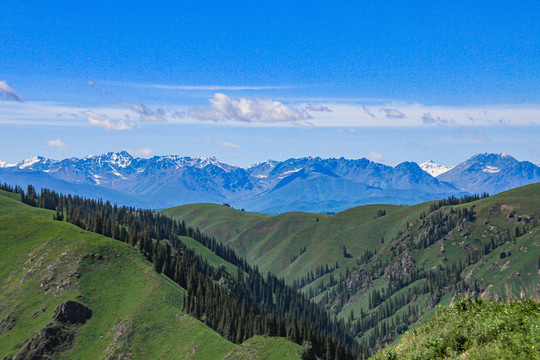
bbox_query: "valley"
[1,182,538,359]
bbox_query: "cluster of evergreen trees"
[414,206,475,249]
[292,262,340,289]
[1,183,359,360]
[297,192,534,354]
[429,193,489,212]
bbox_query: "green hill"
[162,203,269,242]
[161,203,426,281]
[371,297,540,360]
[3,182,539,358]
[0,191,299,359]
[163,184,540,352]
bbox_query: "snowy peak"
[419,160,453,177]
[19,156,44,169]
[247,160,278,179]
[0,160,16,168]
[107,151,133,168]
[1,152,539,213]
[189,156,237,171]
[438,153,540,195]
[15,156,57,170]
[469,153,518,166]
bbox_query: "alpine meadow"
[1,1,539,359]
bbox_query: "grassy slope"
[161,203,269,242]
[224,335,301,360]
[164,185,540,290]
[0,191,299,359]
[371,297,540,360]
[419,183,540,297]
[161,184,540,351]
[325,184,540,345]
[176,235,240,276]
[162,202,431,282]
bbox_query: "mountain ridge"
[1,152,538,213]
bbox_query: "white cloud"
[0,81,24,102]
[125,148,155,157]
[117,100,166,122]
[304,103,540,128]
[221,141,241,149]
[200,136,242,155]
[172,111,186,119]
[366,151,386,163]
[382,108,406,119]
[0,98,539,130]
[422,112,455,125]
[305,103,332,112]
[83,110,134,131]
[46,138,69,149]
[189,93,311,123]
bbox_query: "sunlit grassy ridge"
[371,297,540,360]
[162,203,429,281]
[0,191,299,359]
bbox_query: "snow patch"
[248,160,277,169]
[278,168,302,179]
[482,166,500,173]
[109,153,132,168]
[108,165,127,179]
[18,156,42,169]
[92,174,103,184]
[0,160,16,168]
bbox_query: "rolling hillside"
[162,202,430,281]
[164,183,540,351]
[0,190,300,359]
[3,182,539,358]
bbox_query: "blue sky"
[1,1,539,167]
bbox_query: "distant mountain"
[437,153,540,194]
[1,152,538,212]
[239,158,458,213]
[419,160,453,176]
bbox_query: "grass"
[371,297,540,360]
[162,183,540,352]
[4,182,539,359]
[162,202,432,282]
[161,203,269,242]
[177,235,240,276]
[224,335,301,360]
[0,191,299,359]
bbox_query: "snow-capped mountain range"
[1,152,539,213]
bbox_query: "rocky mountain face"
[437,153,540,195]
[1,152,538,213]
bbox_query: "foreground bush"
[371,297,539,360]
